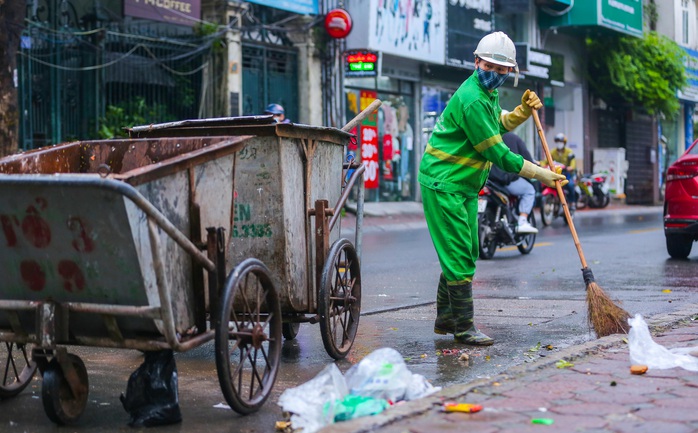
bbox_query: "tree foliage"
[586,31,686,118]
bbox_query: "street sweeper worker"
[418,31,567,346]
[541,132,578,210]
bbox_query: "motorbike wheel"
[516,212,537,255]
[540,195,555,227]
[591,191,610,208]
[478,208,498,260]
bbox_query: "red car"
[664,138,698,259]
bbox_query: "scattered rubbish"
[555,360,574,369]
[442,402,483,413]
[441,349,459,355]
[333,395,389,422]
[527,342,542,353]
[531,418,554,425]
[459,353,470,362]
[628,314,698,371]
[120,350,182,428]
[630,365,648,375]
[213,403,231,409]
[610,381,617,386]
[278,348,441,433]
[662,289,672,293]
[275,421,292,431]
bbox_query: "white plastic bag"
[277,363,348,433]
[344,348,414,402]
[628,314,698,371]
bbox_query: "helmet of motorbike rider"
[554,133,567,151]
[473,31,519,89]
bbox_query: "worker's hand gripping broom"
[531,110,630,337]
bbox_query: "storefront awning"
[539,0,643,38]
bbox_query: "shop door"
[242,44,298,121]
[625,116,659,205]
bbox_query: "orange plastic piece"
[443,402,483,413]
[630,365,648,375]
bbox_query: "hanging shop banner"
[678,47,698,103]
[245,0,318,15]
[360,90,380,189]
[124,0,201,26]
[446,0,494,68]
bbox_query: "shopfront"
[344,59,419,202]
[343,0,446,202]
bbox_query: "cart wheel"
[0,342,37,398]
[282,321,301,340]
[41,354,89,425]
[215,258,281,415]
[319,238,361,360]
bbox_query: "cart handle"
[329,164,365,231]
[342,99,382,133]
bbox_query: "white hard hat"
[554,133,567,144]
[474,31,519,86]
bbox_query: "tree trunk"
[0,0,26,157]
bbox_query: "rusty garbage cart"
[128,108,372,360]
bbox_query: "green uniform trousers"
[420,184,479,285]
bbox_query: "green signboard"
[539,0,643,37]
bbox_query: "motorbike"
[477,179,537,260]
[576,172,611,209]
[539,163,575,227]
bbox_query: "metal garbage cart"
[128,107,373,360]
[0,134,284,424]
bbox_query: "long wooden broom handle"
[532,109,588,269]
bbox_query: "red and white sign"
[361,125,379,189]
[325,8,353,39]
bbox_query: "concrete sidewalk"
[323,305,698,433]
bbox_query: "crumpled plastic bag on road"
[628,314,698,371]
[278,348,441,433]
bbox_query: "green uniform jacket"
[419,71,524,198]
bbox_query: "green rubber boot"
[433,274,454,335]
[449,282,494,346]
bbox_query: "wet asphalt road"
[3,205,697,432]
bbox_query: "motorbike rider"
[542,133,578,211]
[487,132,538,234]
[419,31,567,346]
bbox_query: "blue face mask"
[477,68,510,90]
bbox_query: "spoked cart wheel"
[319,238,362,360]
[0,342,37,398]
[215,258,282,415]
[41,353,89,425]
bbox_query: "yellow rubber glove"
[501,90,543,130]
[518,160,568,188]
[520,89,543,116]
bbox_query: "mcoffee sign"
[124,0,201,26]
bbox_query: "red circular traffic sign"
[325,9,352,39]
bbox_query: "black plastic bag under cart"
[120,350,182,427]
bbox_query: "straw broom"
[531,110,630,337]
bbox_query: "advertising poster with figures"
[369,0,445,63]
